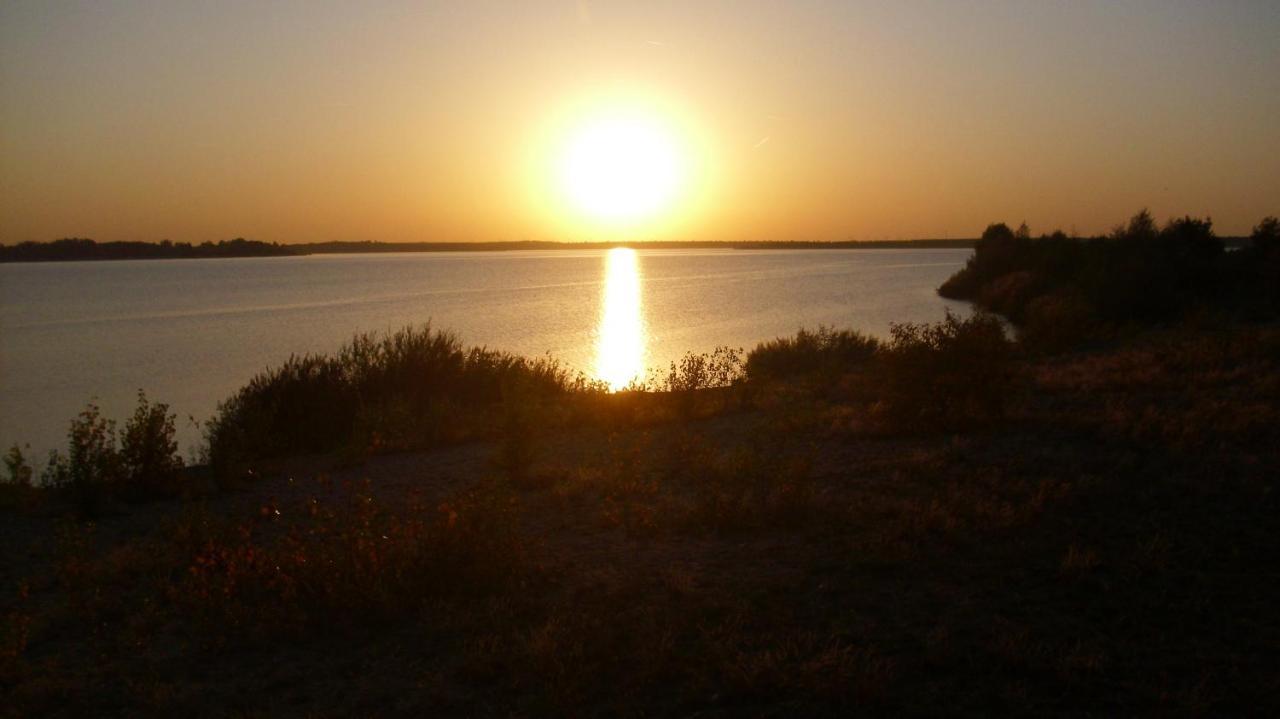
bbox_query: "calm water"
[0,248,971,458]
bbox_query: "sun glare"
[559,110,686,225]
[595,247,646,390]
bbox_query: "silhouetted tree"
[1252,216,1279,253]
[938,209,1276,334]
[1114,209,1158,242]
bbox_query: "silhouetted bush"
[39,393,186,511]
[42,403,119,515]
[745,326,880,381]
[1,445,35,510]
[655,346,744,418]
[118,391,185,498]
[205,324,595,475]
[3,446,33,488]
[874,311,1014,429]
[658,346,745,393]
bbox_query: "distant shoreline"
[0,238,978,263]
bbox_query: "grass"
[2,317,1278,716]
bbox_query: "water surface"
[0,248,971,457]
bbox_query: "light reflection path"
[595,248,646,390]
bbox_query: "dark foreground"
[3,322,1278,717]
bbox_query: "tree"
[1252,216,1279,253]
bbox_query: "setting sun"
[557,109,687,226]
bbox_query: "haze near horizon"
[2,1,1277,244]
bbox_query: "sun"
[557,109,686,225]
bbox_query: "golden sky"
[2,1,1278,243]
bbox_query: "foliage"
[38,393,185,509]
[654,346,745,418]
[1252,216,1279,252]
[42,403,119,515]
[939,210,1280,347]
[1,445,36,510]
[118,391,185,498]
[1017,292,1100,354]
[204,324,597,475]
[3,445,33,487]
[657,346,745,393]
[745,326,880,381]
[874,311,1014,429]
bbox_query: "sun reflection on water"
[595,248,646,391]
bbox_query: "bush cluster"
[745,326,879,381]
[746,314,1014,432]
[874,311,1014,429]
[939,211,1280,348]
[204,324,598,475]
[33,392,185,510]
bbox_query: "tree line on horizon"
[0,236,979,262]
[0,237,298,262]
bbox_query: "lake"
[0,248,972,459]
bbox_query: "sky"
[2,0,1278,243]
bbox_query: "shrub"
[204,324,592,475]
[3,445,33,487]
[1018,293,1098,355]
[659,346,744,393]
[656,346,744,418]
[1,445,35,510]
[38,403,119,515]
[745,326,879,381]
[118,391,185,498]
[875,311,1013,429]
[35,393,186,509]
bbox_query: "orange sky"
[2,1,1278,243]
